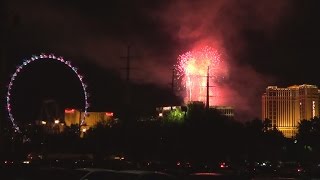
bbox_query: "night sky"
[1,0,320,124]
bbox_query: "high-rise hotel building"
[262,84,320,137]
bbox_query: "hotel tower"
[262,84,320,137]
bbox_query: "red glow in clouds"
[176,46,228,106]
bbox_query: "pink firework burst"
[176,46,225,106]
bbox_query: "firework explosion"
[176,46,225,106]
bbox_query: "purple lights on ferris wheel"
[6,53,89,132]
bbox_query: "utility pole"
[121,45,132,106]
[125,45,131,82]
[171,68,175,110]
[120,45,137,124]
[171,68,175,95]
[206,66,211,110]
[121,45,137,83]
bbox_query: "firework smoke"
[163,0,291,120]
[5,0,292,121]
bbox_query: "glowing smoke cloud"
[176,46,225,106]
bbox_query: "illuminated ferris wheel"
[6,53,89,133]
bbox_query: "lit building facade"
[64,109,114,134]
[156,103,234,119]
[156,106,186,121]
[262,84,320,137]
[211,106,234,118]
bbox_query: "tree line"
[1,103,320,166]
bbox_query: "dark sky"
[1,0,320,124]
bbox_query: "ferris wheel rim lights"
[6,53,89,133]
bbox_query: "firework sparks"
[176,46,225,106]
